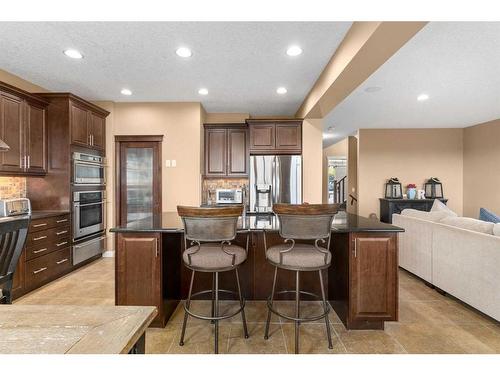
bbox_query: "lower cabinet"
[116,233,164,327]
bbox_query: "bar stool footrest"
[184,289,246,321]
[267,290,331,323]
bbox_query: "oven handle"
[73,235,107,249]
[74,201,106,207]
[74,160,105,167]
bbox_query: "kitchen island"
[110,212,403,330]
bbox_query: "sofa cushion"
[400,209,451,222]
[431,199,457,217]
[440,216,494,235]
[479,207,500,223]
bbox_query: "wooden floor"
[15,258,500,354]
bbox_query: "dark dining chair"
[0,216,30,304]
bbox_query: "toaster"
[0,198,31,217]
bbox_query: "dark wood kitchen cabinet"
[0,81,48,176]
[70,101,106,151]
[204,124,248,177]
[247,119,302,154]
[330,232,398,330]
[116,233,164,327]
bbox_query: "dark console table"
[379,198,448,223]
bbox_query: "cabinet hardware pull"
[155,238,159,258]
[56,258,68,265]
[33,248,48,254]
[27,155,30,169]
[33,235,47,241]
[56,230,68,235]
[353,239,357,258]
[33,223,47,228]
[56,241,68,247]
[56,219,68,223]
[33,267,47,274]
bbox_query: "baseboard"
[102,250,115,258]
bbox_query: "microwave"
[73,152,105,185]
[216,189,243,204]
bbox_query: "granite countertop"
[110,211,404,234]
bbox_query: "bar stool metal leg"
[214,271,219,354]
[235,268,249,339]
[211,273,215,324]
[319,269,333,349]
[295,270,300,354]
[180,270,195,346]
[264,266,278,340]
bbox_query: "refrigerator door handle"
[275,156,280,204]
[271,157,276,207]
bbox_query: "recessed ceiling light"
[364,86,382,93]
[286,45,302,56]
[417,93,429,101]
[63,49,83,59]
[176,47,192,58]
[276,87,287,95]
[198,88,208,95]
[121,88,132,96]
[323,133,334,139]
[327,126,335,132]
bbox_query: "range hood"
[0,139,10,152]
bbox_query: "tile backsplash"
[202,178,249,205]
[0,177,27,200]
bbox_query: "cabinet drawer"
[25,238,71,261]
[26,225,70,247]
[25,247,71,290]
[29,214,70,232]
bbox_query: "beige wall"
[357,129,464,218]
[463,119,500,218]
[302,119,323,204]
[322,139,348,203]
[0,68,48,93]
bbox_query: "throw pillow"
[479,207,500,223]
[431,199,457,217]
[440,216,494,235]
[400,208,451,222]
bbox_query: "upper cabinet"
[0,82,48,176]
[38,93,109,154]
[247,120,302,154]
[204,124,249,177]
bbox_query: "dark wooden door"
[349,233,398,322]
[0,92,24,173]
[25,101,47,174]
[249,123,275,153]
[70,103,89,147]
[227,128,248,176]
[116,233,162,325]
[90,112,105,151]
[116,137,162,227]
[276,122,302,153]
[204,128,227,176]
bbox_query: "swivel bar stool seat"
[263,203,339,354]
[177,205,249,354]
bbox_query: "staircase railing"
[334,176,347,204]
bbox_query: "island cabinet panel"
[350,234,398,323]
[205,128,227,176]
[116,233,164,327]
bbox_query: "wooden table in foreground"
[111,212,404,331]
[0,305,157,354]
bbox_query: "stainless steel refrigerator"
[249,155,302,213]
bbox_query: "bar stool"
[177,205,249,354]
[263,203,339,354]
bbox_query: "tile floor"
[15,258,500,354]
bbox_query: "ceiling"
[323,22,500,147]
[0,22,351,116]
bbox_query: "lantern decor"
[424,177,444,199]
[385,177,403,199]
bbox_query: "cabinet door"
[0,92,24,173]
[204,128,227,176]
[70,103,90,147]
[276,122,302,153]
[249,123,275,153]
[116,233,162,322]
[12,250,26,299]
[25,101,47,174]
[350,233,398,322]
[227,128,248,176]
[89,112,105,151]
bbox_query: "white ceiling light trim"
[198,88,208,95]
[276,87,287,95]
[286,45,303,56]
[176,47,192,58]
[417,93,429,101]
[120,88,132,96]
[63,49,83,59]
